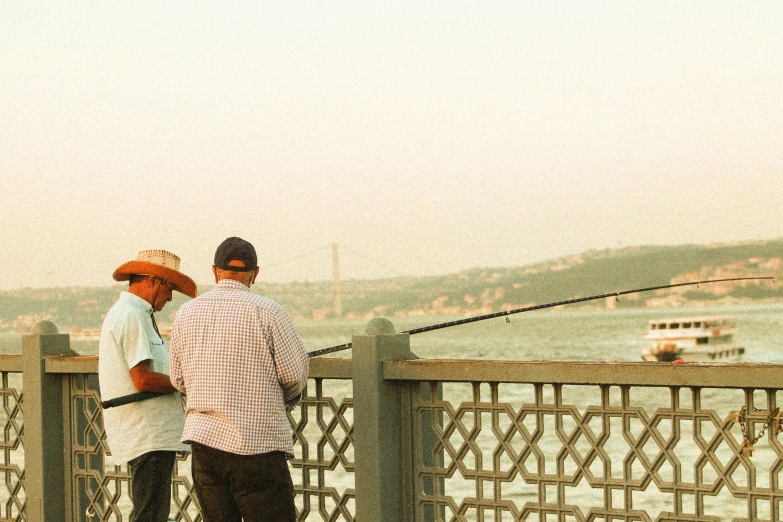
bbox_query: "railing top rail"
[0,355,23,373]
[43,354,353,379]
[384,359,783,389]
[45,355,98,374]
[38,353,783,388]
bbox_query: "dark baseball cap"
[214,237,258,272]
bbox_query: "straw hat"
[113,250,197,298]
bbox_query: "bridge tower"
[332,243,342,318]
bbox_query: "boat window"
[650,324,657,330]
[697,337,709,344]
[669,323,680,329]
[658,323,667,329]
[683,322,692,328]
[694,322,701,327]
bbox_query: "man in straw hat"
[170,237,309,522]
[99,249,197,522]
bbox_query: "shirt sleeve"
[120,310,155,369]
[169,313,186,394]
[270,306,310,405]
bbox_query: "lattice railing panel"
[70,373,132,521]
[69,373,199,521]
[0,372,24,522]
[289,377,355,522]
[68,374,354,522]
[414,382,783,522]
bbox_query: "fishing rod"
[101,391,167,409]
[101,275,775,408]
[306,276,775,357]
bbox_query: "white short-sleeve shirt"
[98,291,188,464]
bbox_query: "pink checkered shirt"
[169,279,309,456]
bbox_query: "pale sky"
[2,2,782,291]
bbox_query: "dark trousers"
[128,450,176,522]
[191,443,296,522]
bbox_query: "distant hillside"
[1,239,781,333]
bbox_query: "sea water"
[292,301,783,363]
[3,302,782,362]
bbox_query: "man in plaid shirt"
[170,237,309,522]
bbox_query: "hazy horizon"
[1,237,780,293]
[3,2,782,291]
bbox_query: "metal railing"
[392,360,783,521]
[3,319,783,521]
[0,364,24,522]
[47,355,355,522]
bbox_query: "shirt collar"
[217,279,252,292]
[119,291,153,313]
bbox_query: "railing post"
[22,320,76,522]
[352,318,416,522]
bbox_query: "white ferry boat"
[641,316,745,362]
